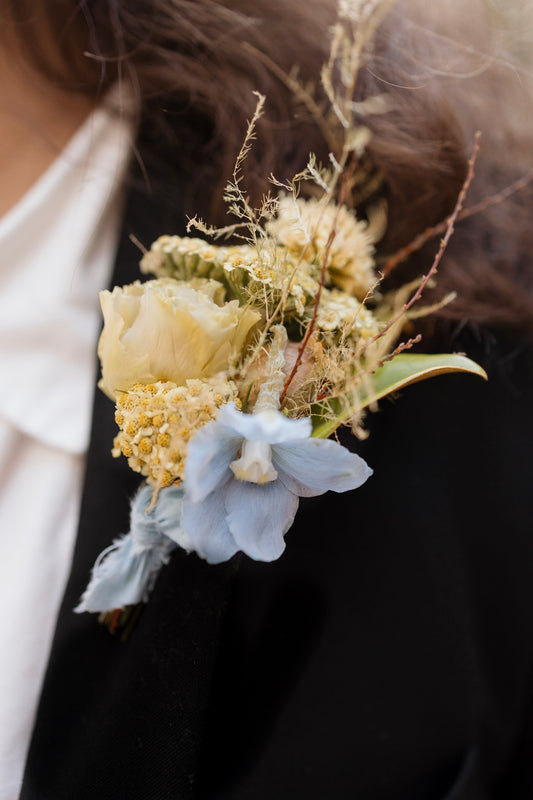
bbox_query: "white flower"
[98,278,260,400]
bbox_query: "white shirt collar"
[0,90,135,454]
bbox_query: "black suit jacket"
[20,167,533,800]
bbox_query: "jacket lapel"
[20,163,239,800]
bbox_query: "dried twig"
[381,164,533,276]
[378,333,422,365]
[371,132,481,343]
[279,159,358,403]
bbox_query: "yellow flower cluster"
[316,288,379,341]
[266,195,376,300]
[140,236,226,283]
[113,376,240,487]
[135,197,383,385]
[222,243,319,315]
[141,235,320,316]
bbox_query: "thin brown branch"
[279,159,358,403]
[372,132,481,343]
[382,163,533,276]
[377,333,422,365]
[279,230,335,404]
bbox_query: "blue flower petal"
[217,402,312,444]
[225,478,299,561]
[275,469,327,498]
[184,416,242,502]
[273,437,372,493]
[182,481,240,564]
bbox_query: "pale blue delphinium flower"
[181,402,372,564]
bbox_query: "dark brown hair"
[4,0,533,339]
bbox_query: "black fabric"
[19,164,533,798]
[195,333,533,800]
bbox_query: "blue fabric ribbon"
[75,483,186,613]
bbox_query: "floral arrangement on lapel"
[76,0,488,631]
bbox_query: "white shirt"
[0,93,134,799]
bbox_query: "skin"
[0,29,94,218]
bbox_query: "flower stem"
[253,325,288,413]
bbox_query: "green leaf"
[312,353,487,438]
[361,353,487,403]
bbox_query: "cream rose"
[98,278,260,399]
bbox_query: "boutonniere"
[75,1,490,636]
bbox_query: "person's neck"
[0,43,94,218]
